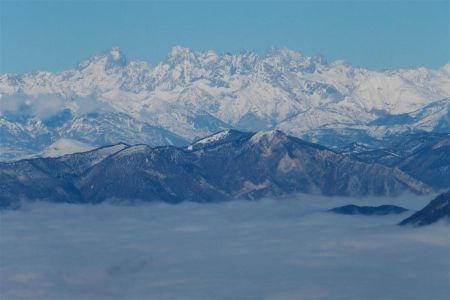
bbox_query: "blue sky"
[0,0,448,74]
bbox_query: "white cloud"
[0,93,65,120]
[68,94,113,116]
[32,94,67,119]
[0,93,29,113]
[0,195,448,300]
[0,92,115,123]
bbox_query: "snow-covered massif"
[1,46,449,160]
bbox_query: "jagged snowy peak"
[77,47,127,71]
[263,47,327,73]
[1,46,449,160]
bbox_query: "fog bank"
[1,195,449,300]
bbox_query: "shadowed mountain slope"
[0,130,433,208]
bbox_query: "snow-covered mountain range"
[1,46,449,160]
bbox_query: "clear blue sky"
[0,0,448,74]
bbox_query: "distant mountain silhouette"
[399,191,450,226]
[328,204,408,216]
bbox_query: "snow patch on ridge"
[250,130,282,145]
[110,48,122,60]
[115,145,150,157]
[40,138,95,158]
[194,130,232,145]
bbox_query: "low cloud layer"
[0,93,113,121]
[0,195,449,300]
[1,93,66,120]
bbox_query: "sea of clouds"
[1,194,449,300]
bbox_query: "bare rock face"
[0,130,433,208]
[399,191,450,226]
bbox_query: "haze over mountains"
[1,46,449,161]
